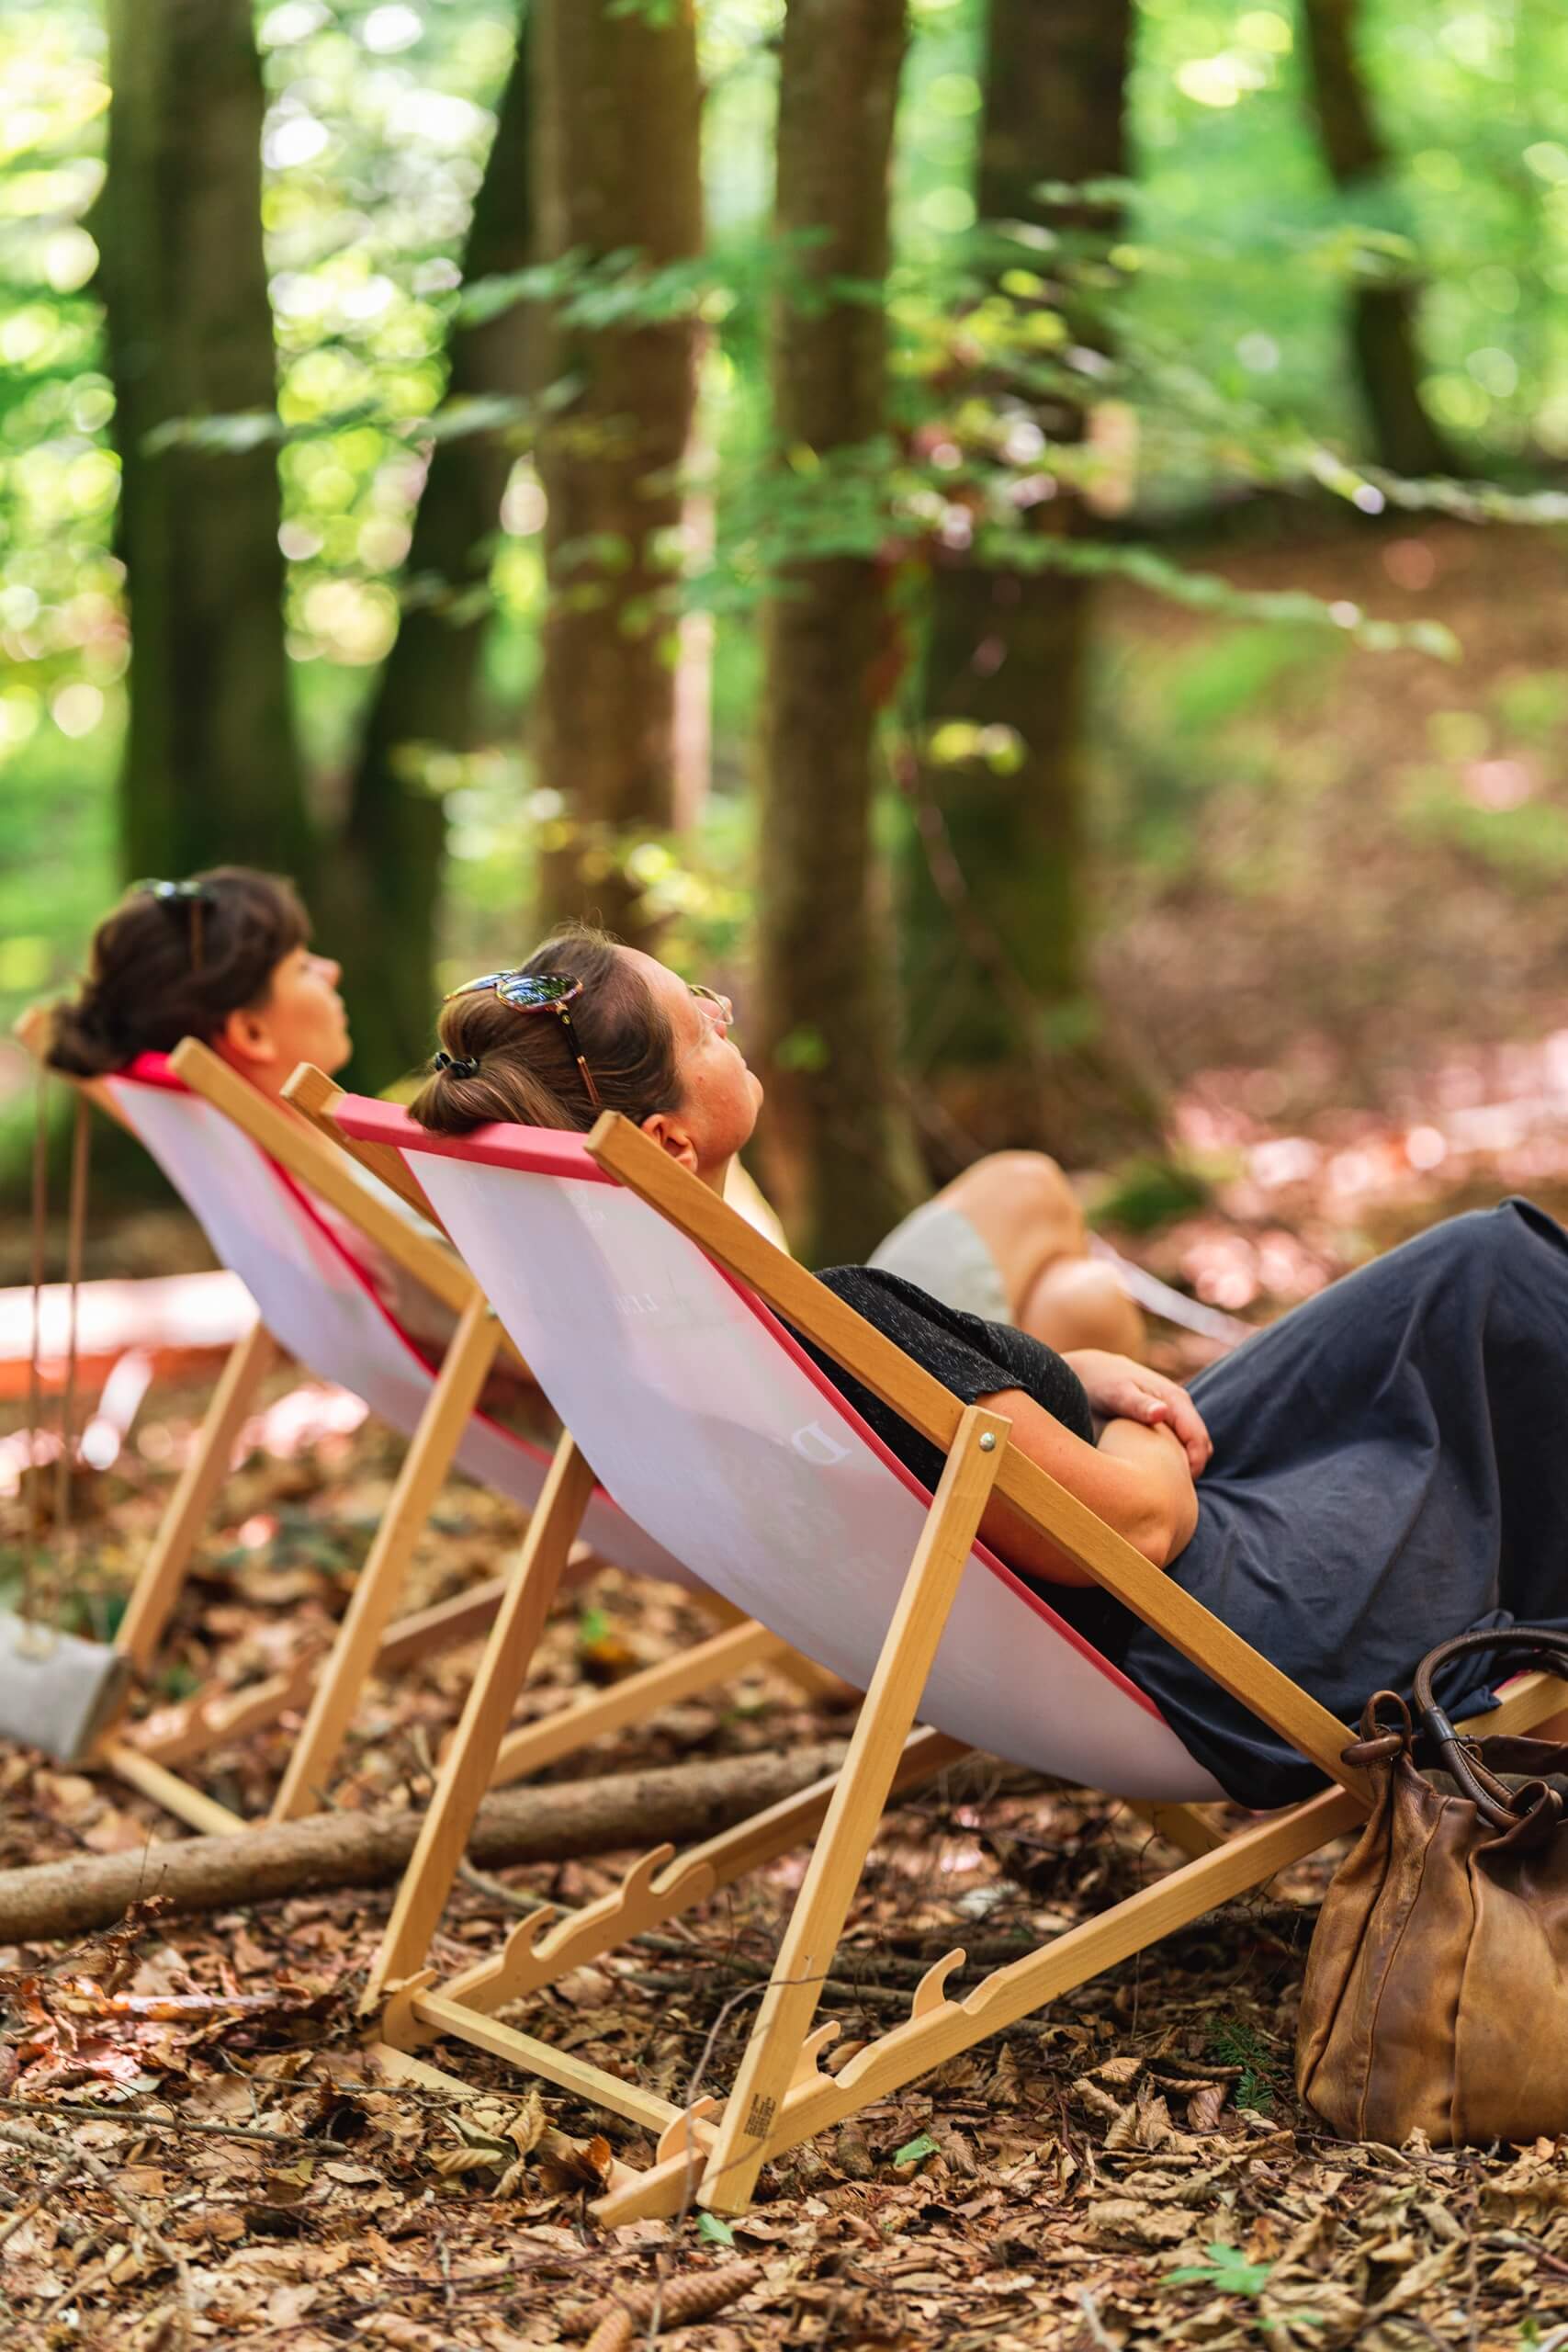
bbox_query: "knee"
[950,1150,1084,1240]
[1024,1257,1145,1356]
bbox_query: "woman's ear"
[638,1107,700,1175]
[217,1004,279,1073]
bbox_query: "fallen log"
[0,1742,857,1946]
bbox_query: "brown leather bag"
[1296,1627,1568,2147]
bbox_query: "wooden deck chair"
[321,1092,1568,2222]
[13,1023,810,1834]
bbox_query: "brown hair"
[45,867,312,1078]
[410,928,681,1137]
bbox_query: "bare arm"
[972,1386,1199,1588]
[1062,1349,1213,1476]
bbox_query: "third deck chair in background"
[13,1015,822,1834]
[320,1093,1568,2221]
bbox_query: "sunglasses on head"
[133,877,212,971]
[444,968,603,1108]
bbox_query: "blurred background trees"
[100,0,311,884]
[5,0,1568,1253]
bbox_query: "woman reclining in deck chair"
[410,930,1568,1814]
[41,869,1145,1363]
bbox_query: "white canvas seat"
[107,1054,682,1577]
[332,1105,1217,1800]
[332,1096,1568,2223]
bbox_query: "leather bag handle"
[1412,1627,1568,1831]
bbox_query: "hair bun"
[44,989,127,1077]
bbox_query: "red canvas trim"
[118,1051,186,1092]
[334,1096,617,1184]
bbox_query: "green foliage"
[1165,2241,1327,2336]
[6,0,1568,1071]
[1205,2015,1287,2114]
[1094,1153,1213,1235]
[1167,2241,1277,2297]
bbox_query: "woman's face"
[220,944,351,1094]
[624,947,762,1178]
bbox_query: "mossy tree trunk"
[100,0,310,885]
[531,0,702,944]
[322,29,535,1088]
[904,0,1156,1160]
[1300,0,1460,478]
[755,0,926,1264]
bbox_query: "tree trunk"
[531,0,703,944]
[1299,0,1459,478]
[903,0,1156,1162]
[323,31,535,1090]
[99,0,310,886]
[2,1743,852,1945]
[755,0,926,1264]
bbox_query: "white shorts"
[866,1198,1011,1325]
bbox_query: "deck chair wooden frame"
[12,1019,813,1836]
[324,1098,1568,2223]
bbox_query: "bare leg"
[935,1152,1145,1355]
[1020,1254,1145,1355]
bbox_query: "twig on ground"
[1076,2286,1120,2351]
[627,1964,910,2012]
[0,2092,341,2149]
[457,1860,548,1915]
[0,2116,195,2350]
[39,2224,115,2326]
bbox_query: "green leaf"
[1167,2242,1275,2297]
[892,2130,941,2169]
[695,2211,735,2246]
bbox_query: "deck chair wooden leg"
[113,1322,278,1679]
[441,1724,968,2016]
[124,1578,512,1771]
[270,1294,503,1824]
[601,1780,1366,2227]
[96,1739,246,1835]
[364,1431,596,2007]
[695,1404,1009,2217]
[489,1616,785,1787]
[1127,1802,1227,1860]
[696,1594,853,1705]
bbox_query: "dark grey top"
[794,1267,1131,1662]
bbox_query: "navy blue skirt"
[1122,1199,1568,1805]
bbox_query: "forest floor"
[6,1091,1568,2351]
[6,514,1568,2346]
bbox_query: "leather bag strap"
[1413,1628,1568,1829]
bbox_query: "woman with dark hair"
[411,933,1568,1807]
[36,867,453,1326]
[44,868,351,1099]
